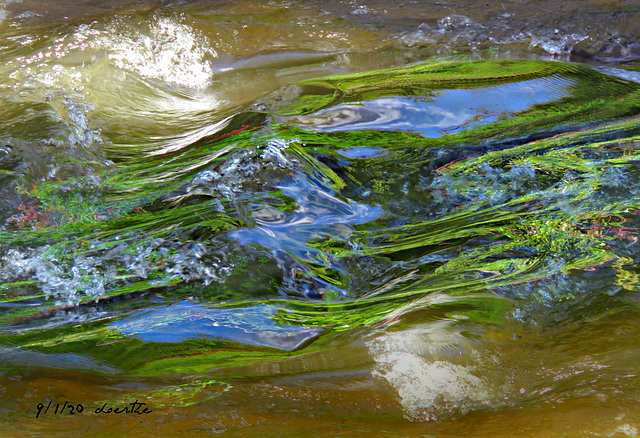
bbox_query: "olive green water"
[1,1,640,437]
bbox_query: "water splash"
[94,15,217,88]
[399,14,589,57]
[0,236,234,306]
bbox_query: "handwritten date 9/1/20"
[36,400,152,418]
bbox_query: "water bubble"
[350,6,370,16]
[437,15,477,31]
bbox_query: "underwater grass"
[2,59,640,384]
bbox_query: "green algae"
[276,60,573,116]
[2,58,640,400]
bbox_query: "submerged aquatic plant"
[1,59,640,402]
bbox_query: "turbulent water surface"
[1,0,640,437]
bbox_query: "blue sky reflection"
[111,302,321,350]
[287,76,573,137]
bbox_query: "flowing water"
[1,0,640,436]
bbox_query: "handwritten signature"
[36,400,152,418]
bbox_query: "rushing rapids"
[1,2,640,436]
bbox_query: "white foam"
[366,319,513,421]
[97,16,216,88]
[372,352,488,421]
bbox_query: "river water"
[1,0,640,437]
